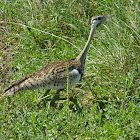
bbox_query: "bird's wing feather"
[3,59,81,96]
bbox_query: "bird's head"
[91,15,113,28]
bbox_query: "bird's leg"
[69,96,82,112]
[42,89,51,105]
[41,89,51,99]
[50,89,63,107]
[37,89,51,108]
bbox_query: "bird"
[3,15,113,106]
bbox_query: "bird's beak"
[96,15,112,27]
[102,15,114,22]
[93,15,114,28]
[106,15,114,18]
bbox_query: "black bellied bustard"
[3,15,113,107]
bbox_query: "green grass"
[0,0,140,139]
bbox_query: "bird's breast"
[43,69,82,90]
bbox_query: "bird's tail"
[3,84,21,96]
[3,76,31,96]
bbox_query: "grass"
[0,0,140,139]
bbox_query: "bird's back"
[3,58,82,96]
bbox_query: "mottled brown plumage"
[4,58,82,96]
[3,15,113,104]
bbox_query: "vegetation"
[0,0,139,139]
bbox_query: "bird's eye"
[98,17,102,20]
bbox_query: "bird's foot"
[69,97,82,112]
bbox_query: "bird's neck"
[76,25,96,65]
